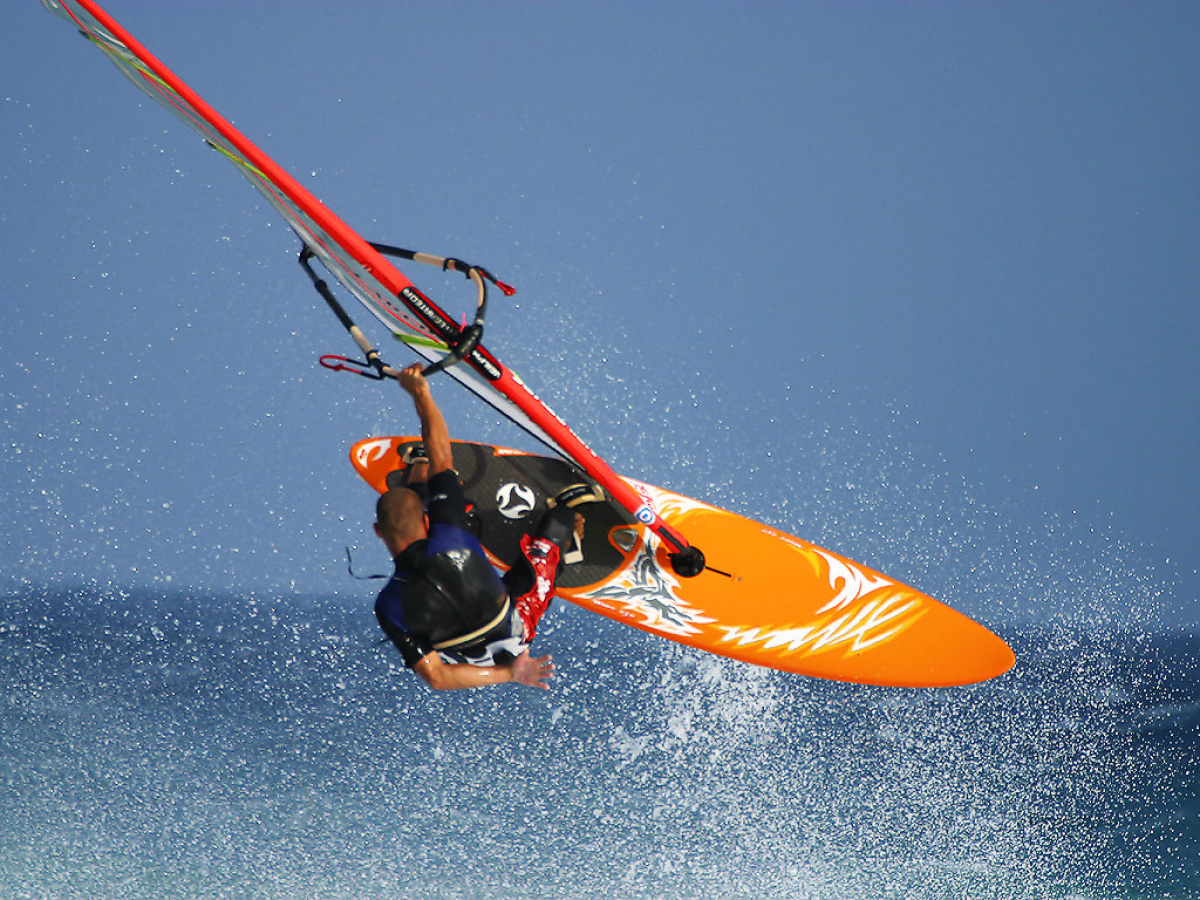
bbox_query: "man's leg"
[503,504,586,641]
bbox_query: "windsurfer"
[373,364,590,690]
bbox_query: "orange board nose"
[622,504,1014,686]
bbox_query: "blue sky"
[4,1,1197,630]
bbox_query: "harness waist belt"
[432,595,512,650]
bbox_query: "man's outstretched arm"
[397,363,453,475]
[413,650,555,690]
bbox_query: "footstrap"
[548,483,606,509]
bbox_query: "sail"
[45,0,698,562]
[41,0,555,451]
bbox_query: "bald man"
[373,364,590,690]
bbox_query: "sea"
[1,584,1196,900]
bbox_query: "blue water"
[2,585,1196,899]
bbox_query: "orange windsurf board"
[352,437,1015,688]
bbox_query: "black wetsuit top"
[374,470,506,668]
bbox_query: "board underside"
[352,437,1015,687]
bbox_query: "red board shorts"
[510,534,562,643]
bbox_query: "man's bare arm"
[397,364,454,475]
[413,650,555,690]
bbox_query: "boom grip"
[421,323,483,377]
